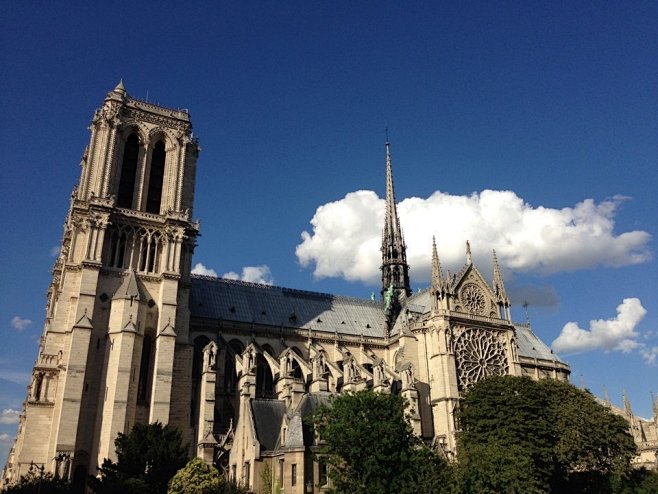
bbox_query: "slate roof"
[294,392,334,447]
[515,324,565,363]
[190,276,386,337]
[190,276,565,364]
[251,399,286,452]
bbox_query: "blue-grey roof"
[251,399,286,452]
[190,276,386,337]
[515,324,565,363]
[295,392,334,446]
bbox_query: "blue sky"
[1,2,656,462]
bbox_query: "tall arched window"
[255,354,274,398]
[224,340,244,394]
[137,334,153,403]
[146,140,166,214]
[117,133,140,208]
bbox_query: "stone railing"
[37,353,60,368]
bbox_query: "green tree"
[537,378,636,492]
[455,376,637,494]
[167,458,221,494]
[90,422,188,494]
[611,468,658,494]
[456,375,555,494]
[313,389,451,494]
[1,471,71,494]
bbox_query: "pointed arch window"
[255,353,274,398]
[137,334,154,403]
[117,133,140,208]
[145,140,166,214]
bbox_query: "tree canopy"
[168,458,221,494]
[312,389,451,494]
[0,471,71,494]
[90,422,188,494]
[456,376,637,494]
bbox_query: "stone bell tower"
[4,82,200,486]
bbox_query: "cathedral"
[2,84,571,492]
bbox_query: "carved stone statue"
[373,360,386,387]
[401,365,415,390]
[203,341,218,371]
[312,353,326,381]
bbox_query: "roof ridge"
[191,274,382,305]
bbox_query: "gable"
[453,264,499,318]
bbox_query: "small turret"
[431,236,443,291]
[623,391,633,419]
[492,250,508,302]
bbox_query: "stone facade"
[2,85,573,493]
[1,83,199,489]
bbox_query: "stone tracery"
[454,327,508,390]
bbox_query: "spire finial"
[466,240,473,265]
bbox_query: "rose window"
[461,284,486,314]
[454,328,508,390]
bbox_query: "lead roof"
[190,276,564,363]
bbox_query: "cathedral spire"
[381,140,411,299]
[431,236,443,291]
[466,240,473,265]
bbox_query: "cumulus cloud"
[222,265,273,285]
[0,433,12,443]
[552,298,646,354]
[295,190,651,285]
[10,316,32,332]
[191,262,218,277]
[0,409,20,425]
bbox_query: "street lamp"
[28,461,44,494]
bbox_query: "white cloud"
[223,265,273,285]
[191,262,218,277]
[640,346,658,366]
[295,190,651,285]
[0,409,20,425]
[0,433,12,443]
[552,298,647,354]
[10,316,32,332]
[50,245,60,257]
